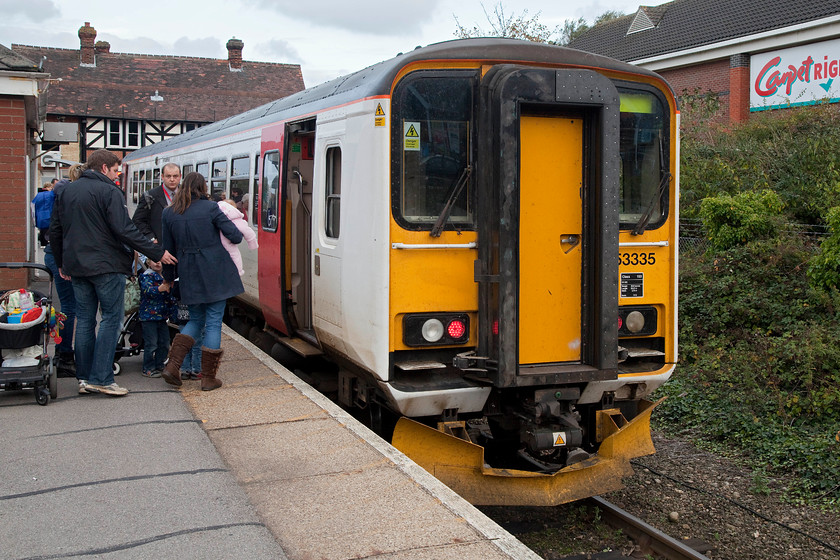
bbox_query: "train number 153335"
[619,252,656,266]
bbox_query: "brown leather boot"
[200,347,223,391]
[161,334,195,386]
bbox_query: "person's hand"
[159,281,171,293]
[160,250,178,265]
[59,268,71,281]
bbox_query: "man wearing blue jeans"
[50,149,177,396]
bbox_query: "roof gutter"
[630,14,840,71]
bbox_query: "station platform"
[0,325,539,560]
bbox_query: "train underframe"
[225,301,663,506]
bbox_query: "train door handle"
[560,234,580,253]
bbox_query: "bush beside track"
[654,102,840,507]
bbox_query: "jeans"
[73,273,125,386]
[181,300,226,350]
[181,328,204,373]
[141,320,170,372]
[44,249,75,355]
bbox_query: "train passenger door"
[475,66,621,387]
[518,114,583,364]
[258,119,316,338]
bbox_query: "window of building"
[126,121,141,148]
[107,120,122,148]
[325,146,341,239]
[261,151,280,232]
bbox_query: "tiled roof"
[0,44,39,72]
[11,44,305,122]
[568,0,840,62]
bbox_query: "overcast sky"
[0,0,665,86]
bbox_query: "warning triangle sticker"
[405,124,419,138]
[375,103,385,116]
[554,433,565,446]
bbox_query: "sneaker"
[180,371,191,380]
[96,383,129,396]
[78,380,91,394]
[142,370,162,378]
[189,372,201,380]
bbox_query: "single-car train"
[123,38,679,506]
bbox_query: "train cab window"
[618,89,669,231]
[196,162,209,180]
[392,71,476,231]
[182,164,194,175]
[261,151,280,232]
[230,156,252,224]
[325,146,342,239]
[211,160,227,199]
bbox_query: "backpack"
[34,190,56,230]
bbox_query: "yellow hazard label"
[375,103,385,116]
[404,122,420,151]
[375,103,386,127]
[553,432,566,446]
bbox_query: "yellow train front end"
[384,42,678,506]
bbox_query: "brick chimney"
[95,40,111,55]
[226,37,244,71]
[79,22,97,66]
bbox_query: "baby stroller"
[0,262,57,406]
[113,310,143,375]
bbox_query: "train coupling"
[391,397,664,506]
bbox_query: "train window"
[132,171,139,203]
[618,89,669,231]
[392,71,475,231]
[196,162,209,180]
[144,169,152,192]
[182,164,194,175]
[261,151,280,232]
[153,168,161,189]
[325,146,342,239]
[211,160,227,199]
[230,156,251,224]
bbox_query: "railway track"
[585,496,713,560]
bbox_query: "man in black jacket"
[50,149,177,397]
[132,162,181,242]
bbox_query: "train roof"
[124,38,663,163]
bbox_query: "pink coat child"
[217,199,258,275]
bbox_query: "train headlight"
[618,306,658,337]
[422,319,444,342]
[403,313,471,346]
[626,311,645,333]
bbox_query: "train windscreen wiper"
[632,135,670,236]
[430,165,472,238]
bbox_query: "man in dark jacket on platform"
[132,162,181,242]
[50,149,177,397]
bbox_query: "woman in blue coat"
[159,172,243,391]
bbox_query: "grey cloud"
[0,0,59,23]
[259,38,303,64]
[249,0,441,35]
[173,36,224,58]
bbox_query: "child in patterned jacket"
[139,260,176,377]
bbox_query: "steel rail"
[587,496,711,560]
